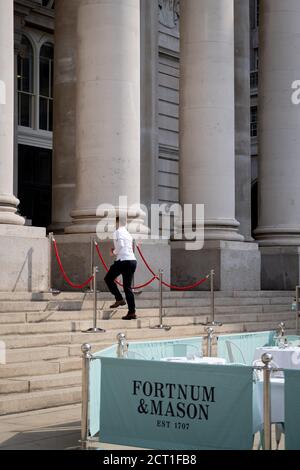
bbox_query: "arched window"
[17,36,34,128]
[39,42,54,131]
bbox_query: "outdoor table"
[161,356,227,365]
[253,346,300,370]
[253,377,285,432]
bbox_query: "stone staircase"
[0,290,296,415]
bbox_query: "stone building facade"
[0,0,300,291]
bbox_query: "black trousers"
[104,260,137,314]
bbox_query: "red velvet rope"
[161,277,209,291]
[94,242,158,290]
[136,245,209,291]
[53,239,95,289]
[53,238,209,292]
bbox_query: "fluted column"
[255,0,300,246]
[0,0,24,225]
[66,0,144,234]
[51,0,80,233]
[180,0,243,241]
[234,0,252,241]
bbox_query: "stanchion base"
[200,321,223,327]
[132,290,143,295]
[82,328,106,333]
[150,325,172,331]
[49,289,60,295]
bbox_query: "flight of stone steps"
[0,290,296,415]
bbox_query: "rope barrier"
[94,242,158,290]
[53,239,95,289]
[136,244,209,291]
[52,238,209,292]
[161,276,209,291]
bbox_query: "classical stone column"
[66,0,143,234]
[55,0,166,292]
[234,0,252,241]
[0,0,24,225]
[140,0,159,210]
[180,0,242,241]
[255,0,300,289]
[51,0,79,233]
[171,0,260,290]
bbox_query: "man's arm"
[112,231,125,256]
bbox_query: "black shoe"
[110,300,126,308]
[122,313,137,320]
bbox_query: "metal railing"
[150,269,171,331]
[80,338,284,451]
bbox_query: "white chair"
[225,340,246,365]
[172,343,202,358]
[126,351,148,360]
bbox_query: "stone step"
[0,386,82,415]
[0,291,294,312]
[0,303,294,327]
[0,371,81,394]
[0,312,27,324]
[1,315,213,339]
[0,290,295,302]
[18,305,296,324]
[1,311,295,348]
[5,345,70,364]
[12,318,293,361]
[0,378,29,394]
[0,360,60,379]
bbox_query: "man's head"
[117,210,127,229]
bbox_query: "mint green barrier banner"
[89,337,203,437]
[217,331,275,365]
[99,358,253,450]
[285,369,300,450]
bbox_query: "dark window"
[251,181,258,234]
[17,36,34,127]
[250,0,260,30]
[39,42,54,131]
[18,145,52,228]
[251,106,258,138]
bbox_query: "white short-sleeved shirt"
[113,226,136,262]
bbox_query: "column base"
[64,207,149,235]
[255,227,300,246]
[0,195,25,225]
[171,240,261,291]
[51,234,170,292]
[0,225,48,292]
[260,246,300,290]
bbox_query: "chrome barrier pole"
[89,238,95,292]
[117,333,128,358]
[83,267,105,333]
[132,239,142,296]
[206,327,214,357]
[81,343,92,450]
[262,353,272,450]
[296,286,300,335]
[210,269,222,326]
[150,269,171,331]
[48,232,53,292]
[202,270,222,327]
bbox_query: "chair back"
[225,340,246,364]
